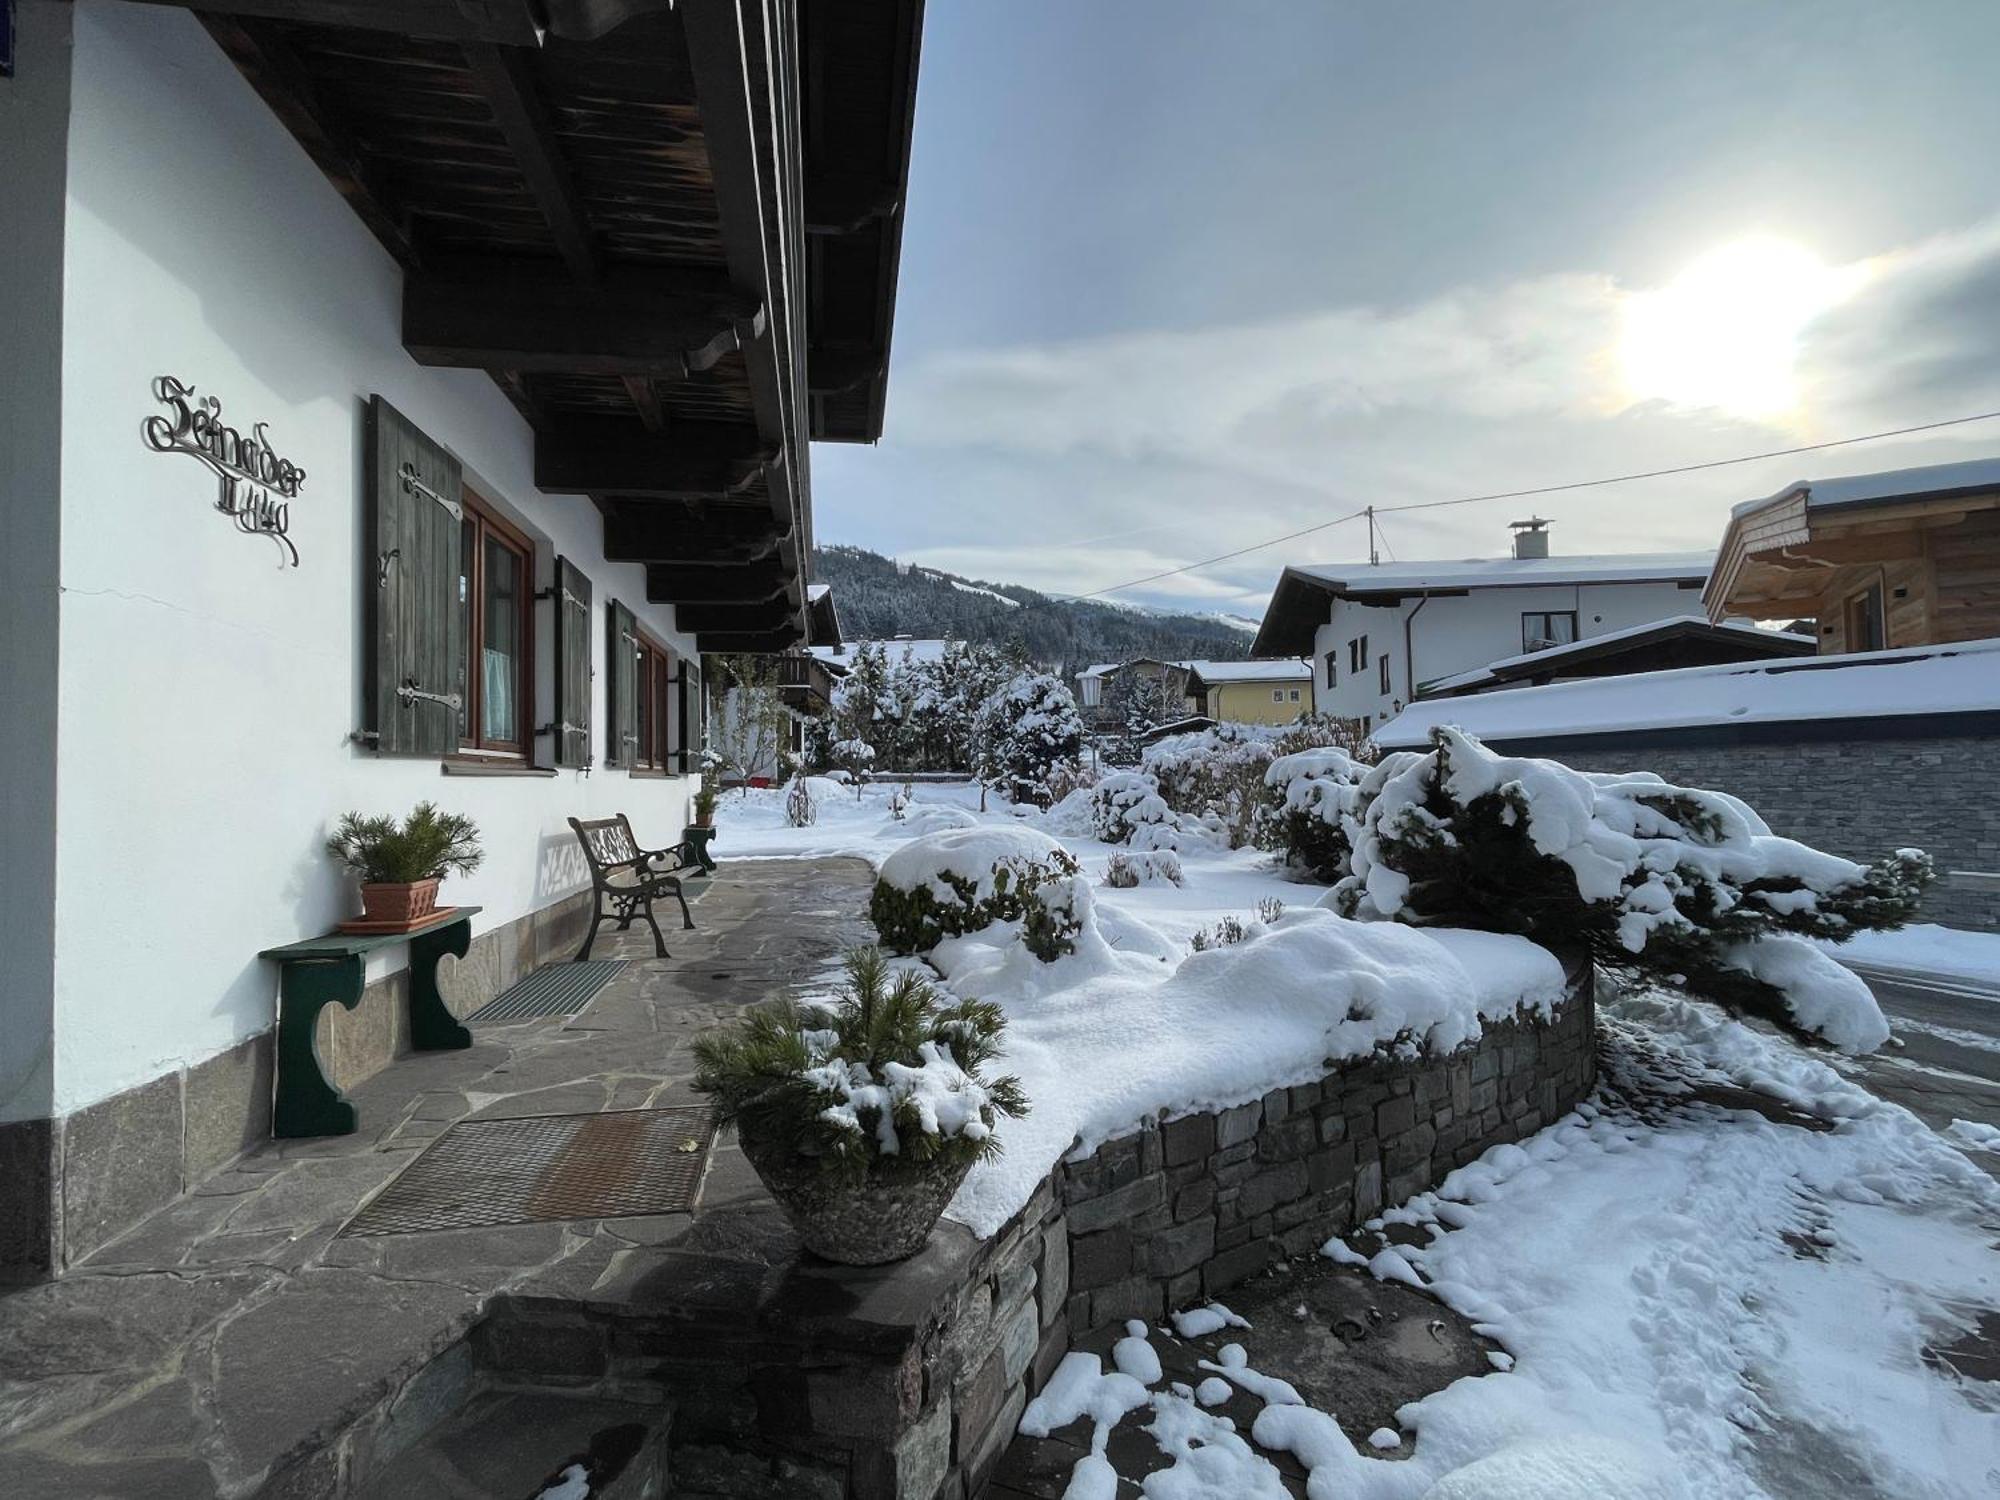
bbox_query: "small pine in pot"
[325,802,482,931]
[694,947,1027,1264]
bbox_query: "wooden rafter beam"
[646,559,791,601]
[404,264,763,375]
[677,594,799,634]
[461,42,600,280]
[698,629,801,653]
[604,501,783,562]
[197,16,417,268]
[538,417,773,497]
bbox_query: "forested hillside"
[811,545,1257,672]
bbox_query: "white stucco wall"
[1311,578,1705,727]
[50,2,702,1116]
[0,2,74,1125]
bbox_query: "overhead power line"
[1055,407,2000,603]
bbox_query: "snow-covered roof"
[1287,552,1713,595]
[1731,456,2000,520]
[1077,663,1122,680]
[1377,639,2000,749]
[810,637,955,669]
[806,582,831,602]
[1424,616,1814,694]
[1183,658,1312,684]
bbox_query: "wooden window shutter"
[606,600,639,766]
[676,659,703,774]
[365,396,464,756]
[551,556,592,767]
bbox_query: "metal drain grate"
[339,1107,715,1236]
[465,960,626,1025]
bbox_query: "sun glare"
[1620,236,1859,420]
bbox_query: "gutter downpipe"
[1404,592,1432,704]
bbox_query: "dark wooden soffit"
[800,0,923,444]
[154,0,674,43]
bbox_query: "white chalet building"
[1251,525,1713,730]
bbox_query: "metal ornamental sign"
[143,376,306,566]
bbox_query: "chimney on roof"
[1510,517,1550,560]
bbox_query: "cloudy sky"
[809,0,2000,619]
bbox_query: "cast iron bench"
[259,906,481,1138]
[568,814,699,962]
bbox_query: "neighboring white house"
[1250,523,1713,729]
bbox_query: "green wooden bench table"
[259,906,482,1138]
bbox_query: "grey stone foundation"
[0,890,593,1281]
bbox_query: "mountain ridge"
[811,544,1259,672]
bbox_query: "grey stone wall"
[1061,972,1597,1335]
[1536,735,1998,932]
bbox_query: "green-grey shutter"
[365,396,463,756]
[551,556,592,767]
[606,600,639,766]
[676,658,703,774]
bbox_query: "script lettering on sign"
[142,376,307,567]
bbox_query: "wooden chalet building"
[0,0,920,1278]
[1706,458,2000,652]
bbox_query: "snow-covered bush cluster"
[1140,724,1279,848]
[870,825,1093,962]
[1087,771,1193,850]
[1103,849,1184,889]
[691,947,1027,1180]
[971,671,1086,808]
[1332,728,1931,1050]
[1262,747,1366,879]
[822,640,1022,774]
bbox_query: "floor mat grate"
[465,960,625,1025]
[339,1107,715,1236]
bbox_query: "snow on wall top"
[1730,455,2000,519]
[1378,639,2000,748]
[1287,551,1713,597]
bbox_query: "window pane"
[1550,613,1578,646]
[457,516,475,741]
[481,533,521,744]
[636,646,655,766]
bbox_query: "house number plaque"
[143,376,306,566]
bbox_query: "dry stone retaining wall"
[1059,957,1597,1335]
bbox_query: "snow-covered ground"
[712,778,1999,1499]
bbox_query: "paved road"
[1842,965,2000,1133]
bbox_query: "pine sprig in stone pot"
[694,947,1027,1264]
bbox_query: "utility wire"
[1054,407,2000,603]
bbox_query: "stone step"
[352,1388,669,1500]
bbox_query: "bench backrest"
[569,815,643,876]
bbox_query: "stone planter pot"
[739,1130,971,1266]
[357,877,441,929]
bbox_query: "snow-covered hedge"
[1263,748,1367,879]
[1330,728,1931,1051]
[871,825,1093,962]
[1140,724,1278,848]
[1103,849,1184,889]
[1087,771,1190,850]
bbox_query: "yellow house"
[1180,660,1314,724]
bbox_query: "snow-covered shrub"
[870,825,1092,962]
[1141,724,1278,848]
[691,947,1027,1182]
[831,736,875,798]
[784,774,818,828]
[900,804,979,837]
[972,672,1085,807]
[1332,727,1932,1051]
[1087,771,1185,849]
[1103,849,1184,889]
[1262,747,1367,879]
[1271,713,1373,760]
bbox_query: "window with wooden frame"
[1349,634,1369,672]
[1521,610,1578,653]
[1845,582,1886,652]
[631,631,677,773]
[1324,650,1338,688]
[1378,654,1392,695]
[455,493,535,757]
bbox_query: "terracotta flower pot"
[739,1129,972,1266]
[358,876,441,928]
